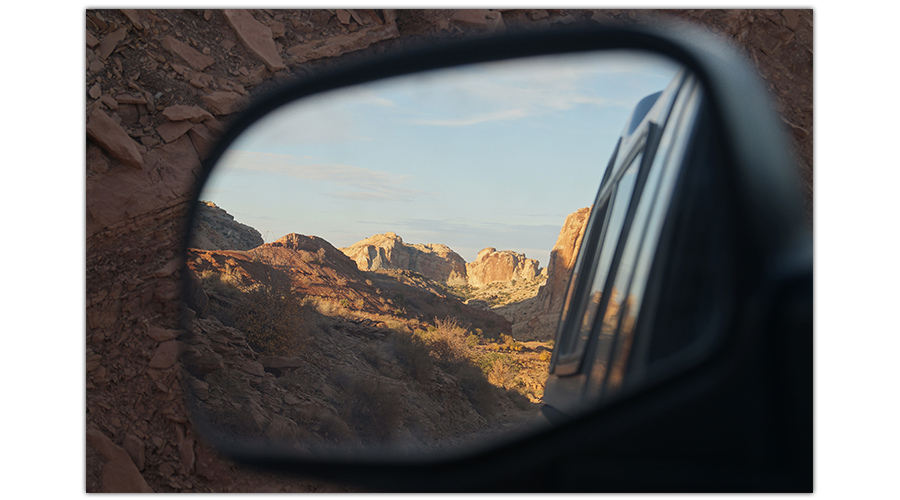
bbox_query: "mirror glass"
[182,50,683,457]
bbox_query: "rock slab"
[287,23,400,64]
[224,9,287,71]
[162,35,214,71]
[86,109,143,169]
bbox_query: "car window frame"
[550,72,688,378]
[584,76,704,400]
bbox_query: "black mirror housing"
[179,21,811,492]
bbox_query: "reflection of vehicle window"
[585,82,701,399]
[569,154,641,362]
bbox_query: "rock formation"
[498,207,592,341]
[536,207,591,317]
[190,201,264,251]
[340,232,468,285]
[466,247,541,287]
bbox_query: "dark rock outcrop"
[190,201,264,251]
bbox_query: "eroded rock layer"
[340,232,469,286]
[466,247,541,288]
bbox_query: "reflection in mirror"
[181,50,683,457]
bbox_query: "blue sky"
[202,50,680,266]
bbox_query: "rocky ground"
[85,9,813,492]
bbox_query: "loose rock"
[223,9,286,71]
[97,27,127,60]
[148,340,180,369]
[451,9,490,29]
[162,35,215,71]
[286,23,400,64]
[200,91,248,116]
[156,120,194,143]
[86,108,144,169]
[162,105,214,123]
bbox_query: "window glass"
[568,153,641,360]
[585,81,702,398]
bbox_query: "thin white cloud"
[218,150,424,202]
[240,89,395,147]
[407,50,679,127]
[418,108,530,127]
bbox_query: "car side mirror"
[178,22,811,492]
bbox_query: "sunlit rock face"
[466,248,541,288]
[340,232,469,285]
[538,207,591,315]
[190,201,264,251]
[502,207,591,341]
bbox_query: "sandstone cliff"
[497,207,591,341]
[190,201,264,251]
[537,207,591,316]
[340,232,468,285]
[466,248,542,288]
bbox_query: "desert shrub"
[487,359,518,389]
[384,319,410,333]
[422,317,470,367]
[233,281,309,357]
[334,373,403,442]
[539,350,552,362]
[475,352,522,390]
[309,297,344,318]
[466,333,480,348]
[199,270,242,299]
[500,333,524,352]
[389,331,433,382]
